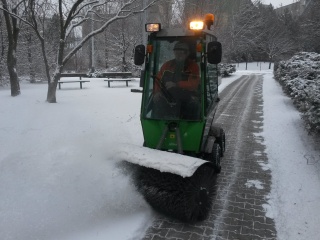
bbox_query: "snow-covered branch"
[0,5,35,31]
[62,0,161,65]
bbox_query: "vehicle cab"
[134,14,222,155]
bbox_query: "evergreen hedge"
[274,52,320,134]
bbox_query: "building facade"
[275,0,312,17]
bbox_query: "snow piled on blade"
[116,143,209,178]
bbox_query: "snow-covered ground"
[263,74,320,240]
[0,62,319,240]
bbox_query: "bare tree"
[257,4,296,68]
[278,8,300,50]
[0,11,7,85]
[100,9,146,72]
[21,22,37,82]
[158,0,173,28]
[1,0,162,102]
[258,27,296,68]
[21,0,59,86]
[104,19,135,71]
[219,0,263,65]
[0,0,23,96]
[299,0,320,53]
[46,0,162,103]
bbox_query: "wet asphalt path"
[142,74,277,240]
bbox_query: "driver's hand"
[165,81,176,89]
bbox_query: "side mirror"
[207,41,222,64]
[134,45,145,65]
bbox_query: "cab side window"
[206,63,219,113]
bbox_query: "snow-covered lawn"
[0,79,152,240]
[0,62,319,239]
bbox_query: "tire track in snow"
[209,74,277,239]
[210,75,259,237]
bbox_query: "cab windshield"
[142,39,202,121]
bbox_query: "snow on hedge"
[219,63,236,77]
[274,52,320,134]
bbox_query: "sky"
[1,62,320,240]
[260,0,299,8]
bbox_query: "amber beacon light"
[204,13,215,29]
[145,23,161,32]
[189,21,204,30]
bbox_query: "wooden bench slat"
[58,73,89,89]
[58,80,90,82]
[58,72,133,88]
[103,79,132,88]
[59,73,88,78]
[58,80,90,89]
[100,72,132,78]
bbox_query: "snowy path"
[143,74,277,239]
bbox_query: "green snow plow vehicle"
[123,14,225,222]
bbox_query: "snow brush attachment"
[135,163,217,223]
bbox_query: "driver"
[153,42,200,120]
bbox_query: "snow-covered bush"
[274,52,320,134]
[87,66,141,78]
[86,68,104,78]
[219,64,236,77]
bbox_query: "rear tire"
[216,129,225,157]
[209,143,221,173]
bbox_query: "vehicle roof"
[155,28,196,37]
[153,28,217,39]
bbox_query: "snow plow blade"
[117,144,217,222]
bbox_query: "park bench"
[101,72,133,87]
[58,73,90,89]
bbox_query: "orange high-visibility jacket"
[154,59,200,92]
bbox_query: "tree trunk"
[39,38,51,84]
[1,0,20,96]
[0,17,4,84]
[46,33,65,103]
[46,0,66,104]
[7,54,20,96]
[122,55,126,72]
[47,73,59,103]
[7,45,20,96]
